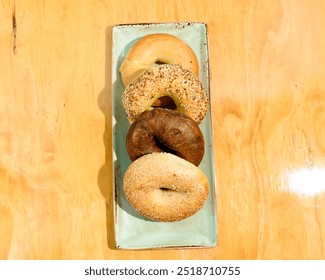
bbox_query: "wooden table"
[1,0,325,260]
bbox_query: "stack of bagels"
[119,33,210,222]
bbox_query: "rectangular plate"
[112,22,217,249]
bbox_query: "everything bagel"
[122,64,208,124]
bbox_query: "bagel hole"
[155,60,165,65]
[159,187,175,192]
[154,136,177,155]
[152,96,177,110]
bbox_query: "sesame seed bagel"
[123,153,209,222]
[119,33,199,87]
[122,64,208,124]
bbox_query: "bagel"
[123,153,209,222]
[122,64,208,124]
[126,108,204,166]
[119,33,199,87]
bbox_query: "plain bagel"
[119,33,199,87]
[122,64,208,124]
[123,153,209,222]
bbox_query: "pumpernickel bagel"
[126,108,205,166]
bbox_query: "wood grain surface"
[1,0,325,260]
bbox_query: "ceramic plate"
[112,22,217,249]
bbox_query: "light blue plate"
[112,22,217,249]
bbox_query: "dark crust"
[126,108,205,166]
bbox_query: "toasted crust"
[122,64,208,124]
[123,153,209,222]
[119,33,199,87]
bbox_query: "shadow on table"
[97,25,116,251]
